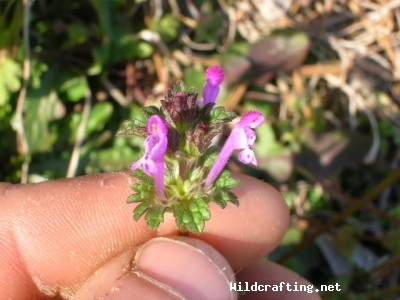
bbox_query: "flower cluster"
[117,66,264,234]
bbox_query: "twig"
[167,0,197,28]
[217,0,236,51]
[66,85,92,178]
[180,33,217,51]
[14,0,32,183]
[101,77,130,107]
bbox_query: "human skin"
[0,172,321,300]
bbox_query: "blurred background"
[1,0,400,298]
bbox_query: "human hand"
[0,172,320,300]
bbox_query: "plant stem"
[178,228,189,236]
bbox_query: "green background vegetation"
[1,1,400,298]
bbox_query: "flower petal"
[147,115,168,136]
[130,157,145,171]
[143,157,157,175]
[238,148,257,165]
[206,65,224,85]
[145,116,168,160]
[244,127,256,145]
[202,65,224,105]
[237,111,265,128]
[204,110,263,189]
[129,114,168,199]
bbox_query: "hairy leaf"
[116,119,147,138]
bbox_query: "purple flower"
[202,65,224,105]
[130,115,168,199]
[204,111,264,190]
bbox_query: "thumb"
[73,237,237,300]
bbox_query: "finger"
[192,174,289,270]
[236,260,321,300]
[0,172,287,298]
[73,237,236,300]
[0,182,12,196]
[1,172,152,299]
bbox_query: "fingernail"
[106,271,184,300]
[135,237,236,300]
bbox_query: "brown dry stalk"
[66,86,92,178]
[15,0,32,183]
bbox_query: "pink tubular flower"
[202,65,224,105]
[204,111,264,190]
[130,115,168,199]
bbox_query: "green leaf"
[186,212,204,233]
[201,103,215,117]
[173,198,210,234]
[200,146,219,169]
[120,39,153,59]
[227,191,239,206]
[142,106,160,118]
[212,190,228,208]
[127,193,143,203]
[173,205,185,228]
[189,167,204,182]
[135,181,153,193]
[21,90,65,153]
[190,198,210,219]
[116,119,147,138]
[59,76,88,102]
[212,190,239,208]
[0,0,22,49]
[131,168,151,181]
[214,171,240,190]
[133,202,150,220]
[183,140,201,157]
[64,23,88,48]
[150,13,179,42]
[86,143,138,173]
[86,102,113,136]
[132,184,141,193]
[0,56,21,105]
[209,106,236,125]
[145,207,165,229]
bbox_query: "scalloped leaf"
[184,140,201,157]
[173,205,185,228]
[172,197,211,234]
[227,191,239,206]
[145,207,165,229]
[131,168,152,182]
[116,119,147,137]
[142,106,160,118]
[189,167,204,182]
[209,106,236,125]
[133,202,150,220]
[214,171,240,190]
[200,146,219,169]
[127,193,143,203]
[212,190,228,208]
[135,181,153,192]
[201,102,215,117]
